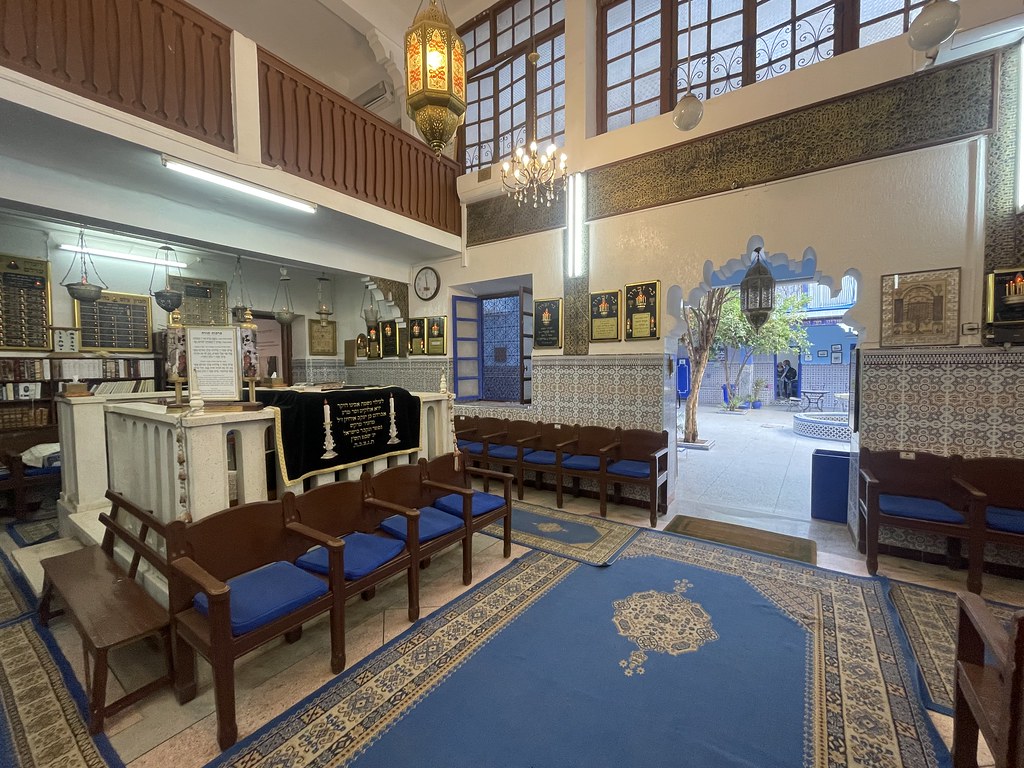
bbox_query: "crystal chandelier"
[500,50,567,207]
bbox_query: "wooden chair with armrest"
[952,591,1024,767]
[283,479,421,621]
[0,425,61,520]
[518,421,576,499]
[555,425,621,509]
[599,429,670,527]
[165,498,345,750]
[858,448,986,593]
[363,462,473,585]
[420,452,513,561]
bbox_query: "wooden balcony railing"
[258,49,461,236]
[0,0,233,150]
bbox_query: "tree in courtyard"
[715,290,810,410]
[680,287,730,444]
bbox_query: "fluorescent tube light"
[161,155,317,213]
[58,244,189,268]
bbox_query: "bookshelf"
[0,354,159,431]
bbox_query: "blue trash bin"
[811,449,850,522]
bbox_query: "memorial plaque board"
[75,291,153,351]
[426,316,447,355]
[408,318,426,355]
[534,298,563,349]
[168,276,229,326]
[0,256,51,351]
[589,290,621,342]
[624,280,659,341]
[380,319,400,357]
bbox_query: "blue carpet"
[482,501,639,565]
[209,531,949,768]
[0,549,124,767]
[5,518,60,548]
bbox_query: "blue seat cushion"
[24,465,61,477]
[878,494,964,524]
[380,506,464,543]
[458,440,484,455]
[296,532,405,580]
[433,491,506,518]
[562,454,600,472]
[607,459,651,479]
[986,506,1024,534]
[486,444,518,460]
[193,561,328,637]
[523,450,562,465]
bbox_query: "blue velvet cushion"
[380,506,464,543]
[193,561,328,637]
[523,450,562,465]
[296,532,405,580]
[562,454,600,471]
[24,465,61,477]
[986,506,1024,534]
[486,444,518,460]
[433,491,506,518]
[878,494,964,524]
[607,459,651,479]
[458,440,484,455]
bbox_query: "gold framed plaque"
[624,280,659,341]
[589,290,621,343]
[0,255,51,351]
[74,291,153,352]
[426,316,447,355]
[308,319,337,356]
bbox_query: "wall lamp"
[58,243,189,268]
[161,155,317,214]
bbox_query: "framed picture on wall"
[830,351,842,364]
[308,319,337,356]
[880,267,960,347]
[426,316,447,355]
[624,280,659,340]
[817,350,828,358]
[408,318,426,355]
[534,298,562,348]
[589,290,621,342]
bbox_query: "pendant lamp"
[673,0,704,132]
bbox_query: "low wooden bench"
[0,425,61,520]
[38,490,172,735]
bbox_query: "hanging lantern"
[315,273,333,326]
[61,229,107,303]
[272,268,295,326]
[740,247,775,332]
[405,0,466,156]
[149,246,184,313]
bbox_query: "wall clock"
[414,266,441,301]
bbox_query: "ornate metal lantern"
[405,0,466,156]
[740,247,775,332]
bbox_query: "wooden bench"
[38,490,172,735]
[0,425,61,520]
[858,448,985,593]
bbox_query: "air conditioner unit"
[356,80,394,111]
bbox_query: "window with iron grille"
[599,0,929,134]
[459,0,566,174]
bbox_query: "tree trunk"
[680,287,730,443]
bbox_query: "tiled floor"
[3,405,1021,766]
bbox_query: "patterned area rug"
[5,518,60,548]
[209,531,948,768]
[0,547,32,626]
[481,501,640,565]
[664,514,817,564]
[0,550,123,767]
[888,581,1021,715]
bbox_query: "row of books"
[0,405,50,429]
[0,358,48,381]
[90,380,156,394]
[0,382,42,400]
[50,358,156,380]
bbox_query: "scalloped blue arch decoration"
[665,235,864,345]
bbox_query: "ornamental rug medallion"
[481,502,640,565]
[211,534,949,768]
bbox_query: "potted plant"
[748,378,766,409]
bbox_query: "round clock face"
[414,267,440,301]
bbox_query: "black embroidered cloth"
[255,387,421,483]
